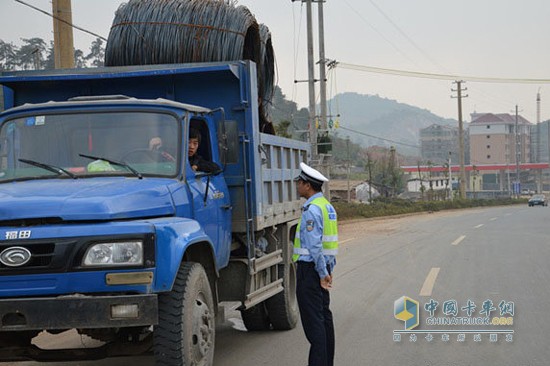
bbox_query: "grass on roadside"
[333,197,528,221]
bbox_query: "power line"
[338,125,420,149]
[367,0,447,73]
[336,62,550,84]
[14,0,108,42]
[341,0,421,69]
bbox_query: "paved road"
[6,205,549,365]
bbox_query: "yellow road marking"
[452,235,466,246]
[420,267,440,297]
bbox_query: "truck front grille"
[0,233,154,275]
[0,240,73,274]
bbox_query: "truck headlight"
[83,241,143,266]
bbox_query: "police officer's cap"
[295,162,329,186]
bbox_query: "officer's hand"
[320,275,332,290]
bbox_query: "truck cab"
[0,62,307,365]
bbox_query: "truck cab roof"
[2,95,212,116]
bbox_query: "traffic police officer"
[294,162,338,366]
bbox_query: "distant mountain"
[330,92,457,156]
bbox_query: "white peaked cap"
[295,162,329,185]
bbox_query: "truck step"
[250,249,283,275]
[240,278,283,310]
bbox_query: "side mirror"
[194,168,222,179]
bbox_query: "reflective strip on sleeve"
[322,235,338,242]
[293,247,310,255]
[293,247,338,256]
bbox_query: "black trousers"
[296,261,335,366]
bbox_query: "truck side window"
[188,119,220,173]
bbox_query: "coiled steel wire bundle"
[105,0,276,133]
[258,23,275,133]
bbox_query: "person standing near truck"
[293,162,338,366]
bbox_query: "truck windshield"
[0,111,179,181]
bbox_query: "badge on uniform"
[306,220,315,231]
[326,204,337,221]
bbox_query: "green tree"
[364,147,405,197]
[270,86,308,139]
[86,38,105,67]
[275,120,292,138]
[44,41,55,70]
[0,40,17,70]
[15,38,47,70]
[74,49,87,68]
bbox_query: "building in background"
[469,113,532,191]
[420,124,463,165]
[531,120,550,163]
[530,120,550,190]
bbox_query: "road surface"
[6,204,549,365]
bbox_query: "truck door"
[185,119,231,267]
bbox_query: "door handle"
[221,205,232,210]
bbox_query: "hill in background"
[330,92,457,157]
[271,89,457,158]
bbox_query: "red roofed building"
[469,113,532,166]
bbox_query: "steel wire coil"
[105,0,275,132]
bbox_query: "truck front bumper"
[0,294,158,331]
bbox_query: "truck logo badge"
[5,230,31,240]
[0,247,32,267]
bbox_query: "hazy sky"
[2,0,550,125]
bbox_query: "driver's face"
[188,138,199,157]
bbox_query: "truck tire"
[154,262,215,366]
[240,303,271,331]
[265,261,298,330]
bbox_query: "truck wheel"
[240,303,271,331]
[265,261,298,330]
[154,262,215,366]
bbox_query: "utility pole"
[515,105,521,198]
[292,0,333,198]
[548,122,550,193]
[317,0,331,200]
[52,0,75,69]
[305,0,317,159]
[292,0,330,160]
[389,146,396,197]
[535,88,542,163]
[318,0,327,132]
[346,137,351,202]
[367,153,373,203]
[451,81,468,199]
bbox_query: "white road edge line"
[452,235,466,246]
[474,224,484,228]
[419,267,440,297]
[490,217,497,221]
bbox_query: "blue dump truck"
[0,61,308,364]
